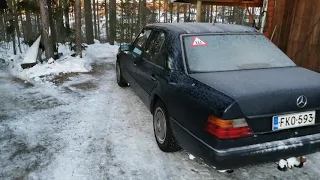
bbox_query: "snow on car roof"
[146,23,258,34]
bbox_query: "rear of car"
[177,32,320,169]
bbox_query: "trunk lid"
[190,67,320,135]
[189,67,320,117]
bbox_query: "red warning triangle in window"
[191,37,208,46]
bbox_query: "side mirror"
[119,44,131,51]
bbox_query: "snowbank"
[2,41,119,82]
[21,56,92,79]
[84,42,119,63]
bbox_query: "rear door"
[136,31,166,95]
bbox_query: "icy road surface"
[1,61,320,180]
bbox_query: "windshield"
[182,34,296,72]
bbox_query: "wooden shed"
[267,0,320,72]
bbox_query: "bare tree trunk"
[37,14,41,33]
[130,11,134,41]
[104,0,108,42]
[140,0,146,27]
[201,5,205,22]
[63,0,70,32]
[25,10,32,41]
[75,0,82,57]
[234,6,240,24]
[0,10,5,41]
[188,4,191,21]
[84,0,94,44]
[33,13,37,33]
[183,4,187,22]
[164,0,167,22]
[97,0,100,40]
[137,0,141,28]
[170,3,173,23]
[11,0,21,53]
[18,10,26,39]
[93,0,98,39]
[109,0,116,45]
[177,4,179,22]
[152,0,157,23]
[214,5,217,23]
[57,0,65,42]
[2,10,9,42]
[120,0,124,43]
[4,3,17,54]
[222,6,225,23]
[158,0,161,22]
[206,5,210,22]
[47,0,57,54]
[39,0,54,59]
[210,5,213,23]
[11,22,17,55]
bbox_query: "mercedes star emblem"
[297,95,307,108]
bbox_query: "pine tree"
[109,0,116,45]
[75,0,82,57]
[84,0,94,44]
[93,0,98,39]
[38,0,54,59]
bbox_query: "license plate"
[272,111,316,131]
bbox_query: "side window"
[132,29,152,56]
[144,32,166,67]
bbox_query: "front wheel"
[116,61,128,87]
[153,100,180,152]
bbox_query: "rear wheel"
[153,100,180,152]
[116,61,128,87]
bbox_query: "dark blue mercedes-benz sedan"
[115,22,320,170]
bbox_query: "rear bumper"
[211,133,320,169]
[170,118,320,170]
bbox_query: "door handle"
[133,62,137,67]
[150,74,157,81]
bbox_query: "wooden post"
[196,0,202,22]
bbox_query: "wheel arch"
[150,93,166,115]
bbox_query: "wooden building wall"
[268,0,320,72]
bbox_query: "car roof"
[146,23,259,35]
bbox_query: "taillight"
[205,115,252,139]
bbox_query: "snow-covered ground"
[2,43,320,180]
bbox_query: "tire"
[116,61,128,87]
[153,100,180,152]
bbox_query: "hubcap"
[154,107,167,144]
[116,62,120,83]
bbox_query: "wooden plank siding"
[269,0,320,72]
[263,0,276,38]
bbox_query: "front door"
[122,29,152,91]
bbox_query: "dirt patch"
[53,72,80,85]
[86,62,114,77]
[70,81,98,90]
[9,143,47,161]
[10,77,34,88]
[0,114,9,121]
[52,62,114,85]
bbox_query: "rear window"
[182,34,296,72]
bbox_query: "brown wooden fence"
[267,0,320,72]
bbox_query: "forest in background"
[0,0,262,60]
